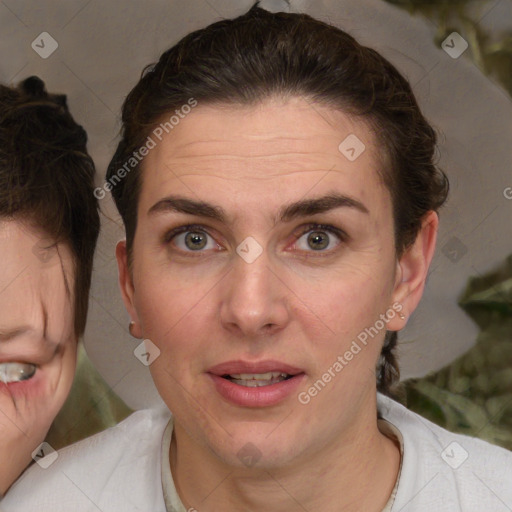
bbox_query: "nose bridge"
[220,238,288,335]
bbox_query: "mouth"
[208,360,304,380]
[221,371,294,387]
[207,360,305,407]
[0,358,44,401]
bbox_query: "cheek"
[135,268,215,343]
[334,274,389,324]
[0,370,46,401]
[0,373,60,440]
[0,346,76,435]
[289,268,396,388]
[135,273,221,410]
[295,260,394,330]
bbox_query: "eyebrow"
[0,326,33,342]
[147,191,369,225]
[0,307,51,345]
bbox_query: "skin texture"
[117,95,438,511]
[0,220,76,494]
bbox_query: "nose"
[219,244,290,339]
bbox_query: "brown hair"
[0,76,100,338]
[106,2,449,396]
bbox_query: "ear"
[387,210,439,331]
[115,240,143,339]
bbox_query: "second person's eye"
[0,362,37,384]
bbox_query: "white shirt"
[2,393,511,511]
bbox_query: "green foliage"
[383,0,512,97]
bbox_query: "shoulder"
[377,393,512,511]
[1,407,171,512]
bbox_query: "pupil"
[308,231,328,250]
[185,232,206,250]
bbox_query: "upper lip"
[207,360,304,376]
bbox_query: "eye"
[0,362,37,384]
[294,223,346,254]
[164,224,222,253]
[163,223,347,256]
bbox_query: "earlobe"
[115,240,143,339]
[387,211,439,331]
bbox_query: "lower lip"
[0,372,44,400]
[208,373,305,407]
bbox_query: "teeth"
[229,372,288,380]
[226,372,290,387]
[0,362,36,384]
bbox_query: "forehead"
[138,96,387,217]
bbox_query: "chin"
[208,426,301,470]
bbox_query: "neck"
[169,392,401,512]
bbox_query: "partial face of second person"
[0,221,76,493]
[118,96,437,471]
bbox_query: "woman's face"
[0,220,77,493]
[118,96,436,468]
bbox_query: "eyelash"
[163,223,348,257]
